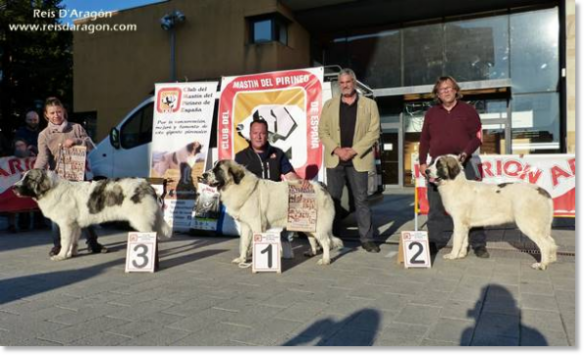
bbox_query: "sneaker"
[361,241,380,253]
[473,246,490,259]
[88,242,109,254]
[49,246,61,257]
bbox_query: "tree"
[0,0,72,139]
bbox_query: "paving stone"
[173,322,252,346]
[275,301,329,323]
[521,309,565,332]
[167,308,237,332]
[235,318,301,346]
[320,326,376,346]
[118,327,191,346]
[475,312,520,338]
[426,317,475,345]
[71,331,131,346]
[374,322,428,346]
[520,326,569,346]
[520,293,559,311]
[393,304,441,325]
[471,333,518,346]
[439,300,481,321]
[36,316,128,344]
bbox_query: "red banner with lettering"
[414,154,575,217]
[0,156,38,212]
[218,67,324,179]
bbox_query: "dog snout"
[425,169,431,176]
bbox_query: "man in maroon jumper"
[418,76,489,258]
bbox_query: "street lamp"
[160,10,186,81]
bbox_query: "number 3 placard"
[252,232,281,274]
[401,231,431,269]
[125,232,158,273]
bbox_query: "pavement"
[0,187,576,346]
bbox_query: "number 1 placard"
[401,231,431,269]
[252,232,281,274]
[125,232,157,273]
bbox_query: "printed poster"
[150,81,219,231]
[287,183,317,232]
[56,145,86,182]
[218,67,324,179]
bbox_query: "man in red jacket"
[418,76,489,258]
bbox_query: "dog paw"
[232,257,246,264]
[531,262,547,270]
[317,258,331,265]
[443,253,458,260]
[51,255,67,262]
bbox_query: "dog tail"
[157,210,173,240]
[331,236,344,249]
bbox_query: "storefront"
[318,5,564,186]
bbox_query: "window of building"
[403,23,443,86]
[445,15,509,82]
[249,14,289,45]
[511,8,559,93]
[511,93,560,154]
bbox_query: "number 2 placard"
[401,231,431,269]
[125,232,157,273]
[252,232,281,274]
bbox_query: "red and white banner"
[414,154,575,217]
[218,67,324,179]
[0,156,38,212]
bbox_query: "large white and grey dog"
[13,169,172,261]
[200,160,343,265]
[426,155,557,270]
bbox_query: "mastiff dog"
[200,160,343,265]
[13,169,172,261]
[426,155,557,270]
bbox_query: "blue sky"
[60,0,165,24]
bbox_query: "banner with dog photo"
[150,81,219,232]
[218,67,324,179]
[413,154,576,217]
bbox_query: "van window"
[120,103,154,149]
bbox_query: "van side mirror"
[110,127,120,149]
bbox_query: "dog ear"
[447,157,462,179]
[229,166,245,184]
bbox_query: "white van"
[89,97,155,179]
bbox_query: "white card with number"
[252,231,281,273]
[125,232,157,273]
[401,231,431,268]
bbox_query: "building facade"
[73,0,575,186]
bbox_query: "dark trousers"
[51,222,99,248]
[326,165,374,243]
[426,160,486,249]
